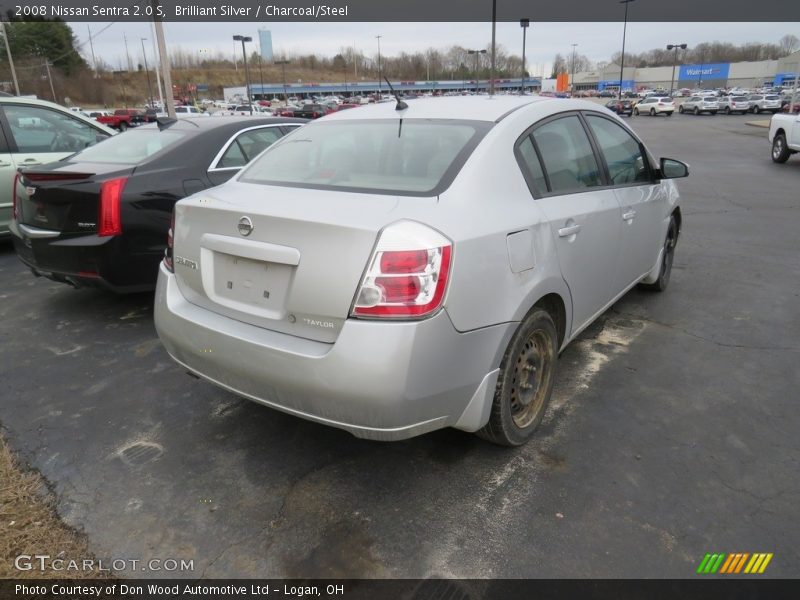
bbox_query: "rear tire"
[724,106,731,115]
[772,133,791,163]
[694,107,700,115]
[640,217,678,293]
[678,105,684,113]
[650,108,656,116]
[118,121,128,132]
[753,105,760,114]
[633,107,639,115]
[477,308,558,447]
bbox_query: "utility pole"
[87,25,98,77]
[353,42,358,79]
[275,59,289,102]
[152,0,176,118]
[141,38,154,108]
[618,0,636,100]
[490,0,497,95]
[233,35,252,114]
[149,23,164,111]
[376,35,382,95]
[570,43,578,94]
[520,19,529,95]
[1,21,19,95]
[666,43,687,97]
[43,60,56,101]
[468,49,486,94]
[124,33,132,71]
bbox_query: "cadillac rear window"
[70,128,186,164]
[238,119,491,196]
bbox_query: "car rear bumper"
[154,263,511,441]
[10,222,160,292]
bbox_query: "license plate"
[212,252,292,312]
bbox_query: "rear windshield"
[765,95,780,100]
[67,128,186,165]
[239,119,490,196]
[732,96,748,101]
[702,97,717,101]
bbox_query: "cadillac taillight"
[98,177,127,236]
[351,221,452,319]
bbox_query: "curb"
[745,120,770,129]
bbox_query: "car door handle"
[622,210,637,220]
[558,224,581,237]
[0,161,12,167]
[21,159,42,165]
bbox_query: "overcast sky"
[74,22,800,76]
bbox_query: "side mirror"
[660,157,689,179]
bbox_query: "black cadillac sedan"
[11,116,305,292]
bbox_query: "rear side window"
[516,136,547,195]
[585,115,650,185]
[531,116,603,194]
[239,119,489,196]
[216,127,283,169]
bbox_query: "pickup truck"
[769,110,800,163]
[95,109,152,131]
[291,103,335,119]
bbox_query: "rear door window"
[3,104,107,153]
[216,127,284,169]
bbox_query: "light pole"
[666,43,687,96]
[520,19,530,95]
[375,35,382,96]
[618,0,635,100]
[570,43,578,95]
[233,35,253,114]
[490,0,497,95]
[113,70,128,108]
[467,49,486,93]
[697,48,706,89]
[140,38,154,108]
[0,22,19,95]
[274,59,289,102]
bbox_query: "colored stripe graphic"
[699,552,774,574]
[758,553,773,573]
[697,554,712,574]
[734,553,749,573]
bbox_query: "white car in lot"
[679,96,719,115]
[769,111,800,163]
[634,96,675,116]
[174,105,209,118]
[718,95,751,115]
[747,94,782,114]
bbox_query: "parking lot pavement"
[1,112,798,579]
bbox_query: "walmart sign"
[678,63,730,82]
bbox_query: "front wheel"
[772,133,791,163]
[753,105,760,114]
[694,107,700,115]
[640,217,678,293]
[650,108,656,116]
[478,308,558,447]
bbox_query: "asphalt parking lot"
[1,110,798,579]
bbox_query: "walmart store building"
[573,50,800,91]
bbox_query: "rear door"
[0,125,13,233]
[517,113,623,334]
[583,113,665,290]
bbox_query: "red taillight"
[164,208,175,272]
[380,249,429,273]
[12,172,19,221]
[352,222,452,319]
[97,177,127,237]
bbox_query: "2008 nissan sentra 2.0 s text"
[155,96,688,446]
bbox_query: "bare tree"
[778,34,799,55]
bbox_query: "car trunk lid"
[17,162,134,233]
[173,181,415,343]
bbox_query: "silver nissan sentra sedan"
[155,95,687,446]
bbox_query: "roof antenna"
[156,116,178,131]
[384,77,408,111]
